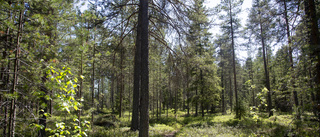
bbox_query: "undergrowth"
[87,109,319,137]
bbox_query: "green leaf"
[74,105,78,111]
[74,78,78,83]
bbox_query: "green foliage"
[1,0,319,136]
[47,66,79,113]
[256,87,268,110]
[31,65,90,136]
[45,119,90,137]
[234,100,248,119]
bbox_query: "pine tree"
[247,0,277,117]
[217,0,243,119]
[186,0,219,117]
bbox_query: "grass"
[1,108,319,136]
[52,109,319,137]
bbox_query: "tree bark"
[78,52,83,127]
[101,76,104,111]
[39,73,48,137]
[97,78,100,111]
[9,4,23,136]
[139,0,149,136]
[221,65,226,114]
[156,64,159,120]
[304,0,320,119]
[91,34,95,127]
[153,69,155,117]
[283,0,299,116]
[200,69,204,117]
[229,2,239,119]
[111,73,115,113]
[259,15,273,117]
[195,88,198,116]
[119,44,124,118]
[131,0,142,130]
[186,64,190,116]
[159,61,162,118]
[2,1,12,136]
[229,71,233,113]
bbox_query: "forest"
[0,0,320,136]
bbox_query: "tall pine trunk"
[304,0,320,120]
[229,2,239,119]
[78,52,83,127]
[221,64,226,114]
[259,15,273,117]
[131,0,142,130]
[229,71,233,113]
[2,1,12,136]
[139,0,149,136]
[101,76,104,111]
[91,35,95,127]
[186,64,190,116]
[9,3,23,136]
[119,44,124,118]
[283,0,299,116]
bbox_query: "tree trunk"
[131,0,142,130]
[97,78,100,111]
[101,76,104,111]
[91,35,95,127]
[111,73,115,113]
[229,3,238,119]
[195,88,198,116]
[283,0,299,117]
[39,72,48,137]
[229,72,233,113]
[139,0,149,136]
[78,52,83,127]
[128,65,132,120]
[153,70,155,118]
[119,44,124,118]
[221,66,225,114]
[156,64,159,120]
[175,74,177,116]
[168,67,171,118]
[2,2,12,136]
[200,69,204,117]
[9,4,23,136]
[304,0,320,120]
[259,15,273,117]
[159,62,162,118]
[186,64,190,116]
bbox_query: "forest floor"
[91,109,320,137]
